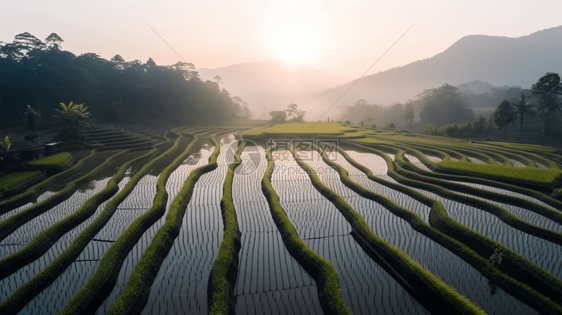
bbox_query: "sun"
[272,28,311,64]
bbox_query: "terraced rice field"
[1,124,561,315]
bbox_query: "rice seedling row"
[18,173,160,314]
[0,176,131,302]
[271,150,429,315]
[0,178,111,260]
[333,151,538,314]
[402,155,562,234]
[139,137,233,315]
[233,145,320,313]
[101,137,216,314]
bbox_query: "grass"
[295,146,487,315]
[262,148,352,315]
[60,131,192,315]
[27,152,71,167]
[107,134,221,315]
[244,122,355,136]
[0,171,42,192]
[0,150,96,213]
[436,160,562,185]
[336,145,562,314]
[483,142,559,154]
[207,139,244,314]
[0,148,156,314]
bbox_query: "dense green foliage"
[436,160,562,185]
[0,33,246,126]
[27,152,71,167]
[418,84,475,127]
[0,171,42,192]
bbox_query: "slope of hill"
[198,60,349,118]
[314,25,562,106]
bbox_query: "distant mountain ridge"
[198,60,350,118]
[313,25,562,106]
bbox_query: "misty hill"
[314,25,562,106]
[198,61,349,118]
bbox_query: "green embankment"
[293,146,486,315]
[0,150,128,243]
[207,139,244,314]
[341,142,562,310]
[27,152,71,167]
[0,150,96,214]
[0,150,147,281]
[436,160,562,186]
[0,147,158,315]
[107,134,223,315]
[244,122,355,137]
[60,131,194,315]
[334,145,562,314]
[0,171,42,192]
[261,148,352,315]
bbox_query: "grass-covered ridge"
[107,134,222,315]
[482,142,559,154]
[436,160,562,185]
[244,122,355,136]
[0,171,42,192]
[27,152,71,167]
[261,148,352,315]
[294,146,487,315]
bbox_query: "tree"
[23,105,41,138]
[285,103,306,122]
[418,84,474,127]
[45,33,63,49]
[403,102,415,131]
[531,73,562,145]
[537,94,562,145]
[510,94,536,143]
[53,102,92,136]
[269,110,287,122]
[491,100,516,141]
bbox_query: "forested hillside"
[0,32,249,127]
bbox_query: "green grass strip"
[107,134,222,315]
[483,142,559,154]
[0,171,42,192]
[0,150,144,280]
[335,146,562,314]
[262,148,352,315]
[207,139,244,315]
[0,150,96,214]
[59,130,193,315]
[376,142,562,211]
[0,147,158,315]
[0,150,128,243]
[342,142,562,307]
[294,145,485,315]
[436,160,562,186]
[27,152,72,167]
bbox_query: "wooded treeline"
[0,32,250,127]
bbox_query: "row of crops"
[0,125,561,314]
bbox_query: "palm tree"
[52,102,92,135]
[537,94,562,145]
[510,94,536,143]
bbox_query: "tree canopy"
[0,32,249,126]
[418,84,474,127]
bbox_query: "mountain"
[314,25,562,108]
[198,60,350,119]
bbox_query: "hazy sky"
[1,0,561,78]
